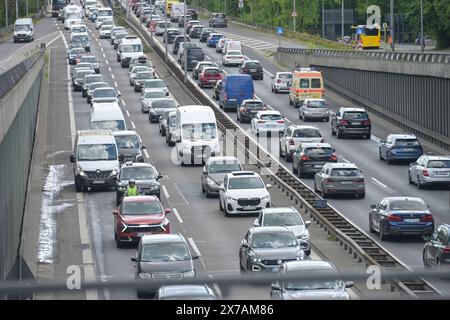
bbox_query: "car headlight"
[261,195,270,201]
[225,196,237,202]
[77,166,85,176]
[139,272,152,280]
[252,257,262,263]
[182,270,195,278]
[299,233,310,241]
[149,184,160,190]
[206,177,216,186]
[111,169,118,176]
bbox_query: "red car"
[198,67,224,88]
[113,195,171,248]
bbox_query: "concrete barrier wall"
[276,49,450,151]
[0,53,44,281]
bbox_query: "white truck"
[174,105,221,166]
[118,36,144,68]
[170,3,184,22]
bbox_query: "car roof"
[250,226,292,234]
[339,107,366,112]
[276,71,292,75]
[301,142,332,148]
[324,162,358,169]
[289,124,319,130]
[228,171,259,178]
[257,110,281,115]
[261,207,299,215]
[208,156,240,163]
[305,98,326,103]
[421,155,450,160]
[141,233,185,245]
[159,285,212,298]
[284,260,336,272]
[122,195,159,203]
[244,60,261,63]
[120,161,154,169]
[242,99,263,104]
[389,133,417,140]
[113,130,139,137]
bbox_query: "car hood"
[121,214,165,225]
[139,260,192,273]
[207,173,227,185]
[281,288,349,300]
[252,247,302,260]
[78,160,118,171]
[226,188,268,198]
[117,148,140,157]
[283,225,307,238]
[91,97,118,103]
[150,108,172,116]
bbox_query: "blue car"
[207,33,223,47]
[219,74,254,112]
[378,133,423,164]
[369,197,434,240]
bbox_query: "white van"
[64,4,83,29]
[174,105,221,165]
[70,129,120,191]
[223,40,242,55]
[95,7,114,29]
[170,3,184,22]
[13,18,34,43]
[118,36,144,68]
[90,102,127,131]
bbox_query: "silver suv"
[408,155,450,188]
[314,162,365,198]
[209,13,227,28]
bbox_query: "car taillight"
[257,120,265,123]
[422,170,429,177]
[442,247,450,253]
[300,155,310,161]
[224,93,227,101]
[420,214,434,222]
[387,214,402,222]
[339,120,348,125]
[288,139,295,145]
[362,119,371,125]
[325,178,336,183]
[330,154,337,161]
[276,120,285,124]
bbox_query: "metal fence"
[0,51,44,281]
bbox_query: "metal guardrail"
[0,25,14,38]
[278,47,450,64]
[116,7,441,299]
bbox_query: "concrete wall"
[0,53,44,281]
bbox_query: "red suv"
[198,67,224,88]
[113,195,171,248]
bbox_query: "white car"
[141,79,169,96]
[280,125,324,162]
[99,24,114,38]
[219,171,271,216]
[251,110,286,137]
[215,37,228,53]
[271,72,292,93]
[222,50,245,67]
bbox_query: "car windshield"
[389,200,428,211]
[72,26,87,33]
[136,72,153,79]
[260,114,282,121]
[251,232,297,249]
[182,123,216,140]
[133,66,149,74]
[116,33,128,39]
[306,100,326,108]
[141,243,190,262]
[330,168,360,176]
[81,57,97,63]
[120,167,156,180]
[284,278,345,290]
[215,14,226,18]
[228,177,264,189]
[122,201,162,215]
[122,44,143,52]
[15,24,30,31]
[227,51,241,56]
[97,9,112,16]
[91,120,125,131]
[93,89,116,97]
[85,76,103,83]
[244,102,264,109]
[157,22,170,28]
[76,71,93,79]
[343,111,368,120]
[245,62,261,68]
[89,83,108,91]
[145,81,166,89]
[72,35,89,42]
[208,161,241,173]
[152,99,176,109]
[144,91,166,99]
[395,139,420,146]
[293,129,321,138]
[263,212,303,227]
[427,160,450,168]
[77,144,117,161]
[114,135,140,149]
[278,73,292,80]
[305,147,333,156]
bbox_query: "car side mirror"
[130,257,137,262]
[305,221,311,228]
[70,154,76,163]
[370,204,376,209]
[271,282,281,291]
[164,208,172,214]
[158,174,163,179]
[141,145,146,149]
[112,210,119,215]
[345,281,354,288]
[241,241,248,248]
[118,154,125,162]
[192,254,200,260]
[218,185,225,191]
[175,136,181,143]
[271,76,274,79]
[266,184,272,189]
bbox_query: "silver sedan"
[408,155,450,188]
[314,162,365,198]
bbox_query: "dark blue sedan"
[207,33,224,47]
[378,133,423,164]
[369,197,434,241]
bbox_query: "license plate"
[250,69,257,72]
[402,148,415,152]
[272,267,279,272]
[351,122,360,125]
[244,206,256,210]
[340,181,353,185]
[191,60,197,63]
[435,171,449,176]
[137,233,150,237]
[404,219,419,223]
[92,180,104,184]
[314,165,323,168]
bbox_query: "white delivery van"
[95,7,114,29]
[64,4,83,29]
[223,40,242,55]
[90,102,127,131]
[174,105,221,165]
[170,3,184,22]
[118,36,144,68]
[13,18,34,43]
[70,129,120,191]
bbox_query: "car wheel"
[219,199,224,211]
[386,154,393,164]
[224,204,230,217]
[134,86,138,92]
[359,192,366,199]
[75,181,82,192]
[274,88,278,94]
[336,129,342,139]
[285,148,292,162]
[331,126,336,136]
[116,239,124,248]
[408,172,414,184]
[82,91,86,98]
[314,181,318,192]
[292,163,298,174]
[417,175,424,189]
[271,86,274,92]
[321,185,327,198]
[369,216,375,233]
[423,250,430,268]
[297,166,304,178]
[379,222,388,241]
[365,132,371,139]
[378,149,383,160]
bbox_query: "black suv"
[172,35,191,54]
[239,60,264,80]
[292,143,337,178]
[187,9,198,20]
[237,99,268,123]
[330,107,371,139]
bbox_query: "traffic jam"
[59,0,450,299]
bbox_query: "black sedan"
[423,224,450,267]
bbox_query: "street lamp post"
[164,13,168,63]
[293,0,296,32]
[183,0,187,83]
[420,0,424,52]
[321,0,324,38]
[341,0,344,40]
[15,0,18,20]
[390,0,394,51]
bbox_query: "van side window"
[311,78,321,88]
[300,79,309,88]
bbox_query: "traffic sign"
[276,26,284,35]
[291,11,297,17]
[238,0,244,8]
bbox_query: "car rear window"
[245,62,261,68]
[293,129,322,138]
[342,111,368,120]
[260,114,283,120]
[204,69,220,74]
[305,147,333,156]
[278,73,292,80]
[306,100,326,108]
[244,102,264,109]
[427,160,450,168]
[215,14,226,18]
[394,139,420,146]
[330,168,360,176]
[389,200,428,211]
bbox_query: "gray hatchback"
[314,162,365,198]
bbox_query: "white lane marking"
[251,43,278,49]
[105,60,109,65]
[61,31,97,300]
[108,66,112,72]
[342,158,351,163]
[57,26,60,30]
[143,149,150,159]
[263,69,274,77]
[102,53,106,58]
[114,81,118,87]
[205,55,211,60]
[371,135,381,143]
[45,34,62,47]
[222,69,228,74]
[121,99,126,107]
[188,237,201,257]
[130,120,136,129]
[371,177,394,193]
[100,47,104,52]
[162,185,170,199]
[111,74,115,80]
[125,110,130,117]
[174,183,189,205]
[172,208,183,224]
